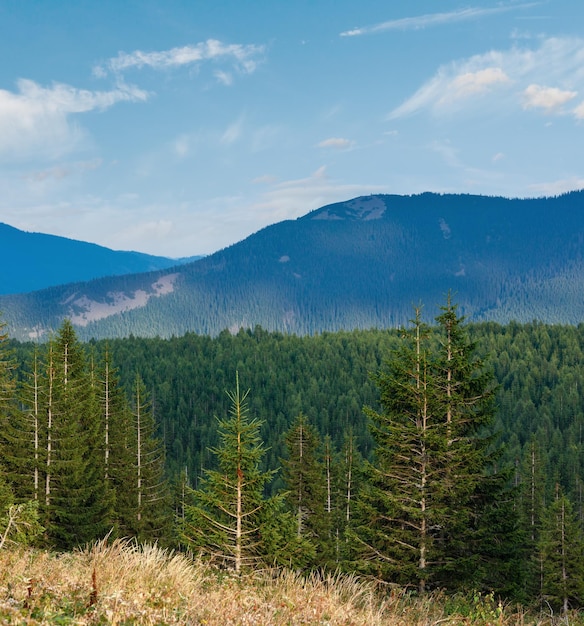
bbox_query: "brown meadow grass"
[0,538,580,625]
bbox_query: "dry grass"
[0,540,580,625]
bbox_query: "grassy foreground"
[0,539,580,625]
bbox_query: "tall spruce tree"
[181,373,280,572]
[538,491,584,613]
[432,297,520,594]
[355,307,448,591]
[355,299,516,594]
[47,321,110,548]
[281,413,332,565]
[95,349,136,537]
[128,374,170,542]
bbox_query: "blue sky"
[1,0,583,257]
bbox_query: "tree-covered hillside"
[5,312,584,607]
[2,190,584,340]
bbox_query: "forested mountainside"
[1,190,584,340]
[9,318,584,510]
[6,315,584,605]
[0,222,200,295]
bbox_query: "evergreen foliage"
[354,300,517,595]
[281,413,332,567]
[538,491,584,614]
[5,310,584,604]
[181,373,283,571]
[128,374,170,542]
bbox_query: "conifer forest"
[3,297,584,614]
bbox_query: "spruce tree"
[538,491,584,613]
[95,349,136,537]
[128,374,170,542]
[355,307,447,591]
[281,413,332,565]
[181,373,279,572]
[47,321,110,548]
[433,297,520,593]
[355,299,516,594]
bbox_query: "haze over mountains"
[1,191,583,341]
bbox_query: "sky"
[1,0,583,257]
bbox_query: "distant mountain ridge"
[0,222,202,295]
[1,191,584,341]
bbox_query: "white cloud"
[316,137,354,149]
[214,70,233,86]
[528,177,584,195]
[389,36,584,120]
[0,78,148,161]
[114,219,174,248]
[523,84,578,112]
[340,4,538,37]
[97,39,264,81]
[445,68,511,101]
[251,174,277,184]
[575,101,584,119]
[492,152,505,162]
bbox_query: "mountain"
[1,191,584,341]
[0,222,202,295]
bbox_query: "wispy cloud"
[316,137,354,150]
[529,177,584,195]
[340,3,538,37]
[0,79,148,161]
[96,39,265,82]
[523,84,577,112]
[221,115,245,145]
[389,36,584,120]
[248,166,386,224]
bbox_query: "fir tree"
[355,299,517,594]
[538,491,584,613]
[94,349,136,537]
[181,373,279,572]
[356,307,448,591]
[128,374,170,542]
[433,297,520,594]
[47,321,110,548]
[281,413,332,565]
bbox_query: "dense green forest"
[3,305,584,612]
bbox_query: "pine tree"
[0,321,36,502]
[181,373,278,572]
[432,297,520,593]
[334,429,364,567]
[538,491,584,613]
[281,413,332,565]
[355,299,516,594]
[128,374,170,542]
[47,321,110,548]
[356,307,448,591]
[94,349,135,537]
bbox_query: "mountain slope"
[0,222,201,295]
[1,191,584,341]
